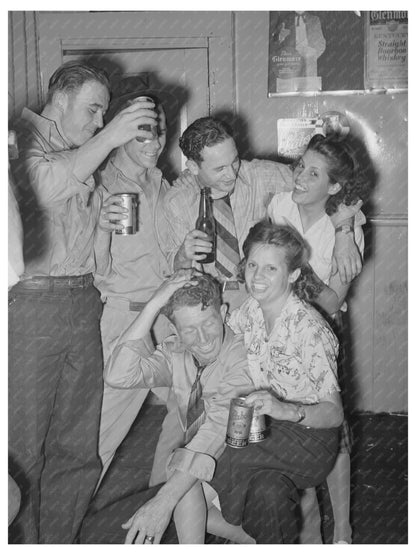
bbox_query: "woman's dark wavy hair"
[160,273,222,323]
[237,220,324,303]
[179,117,234,164]
[301,133,371,216]
[47,61,110,104]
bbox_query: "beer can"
[131,96,157,143]
[226,397,254,448]
[248,414,269,443]
[114,193,139,235]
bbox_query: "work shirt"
[11,108,101,278]
[8,170,24,287]
[94,159,171,302]
[268,192,365,311]
[104,326,252,481]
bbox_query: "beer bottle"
[195,187,216,264]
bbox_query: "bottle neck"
[199,187,212,215]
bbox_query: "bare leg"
[299,488,323,544]
[203,482,255,544]
[326,452,352,543]
[173,482,207,544]
[207,506,256,543]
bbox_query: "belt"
[104,297,147,312]
[17,273,94,291]
[221,280,240,291]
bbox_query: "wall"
[233,12,407,413]
[8,11,408,412]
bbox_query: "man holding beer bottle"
[162,116,364,311]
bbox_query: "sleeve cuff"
[166,448,216,482]
[354,210,366,227]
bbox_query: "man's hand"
[148,269,198,311]
[98,194,128,233]
[174,229,213,270]
[329,200,363,228]
[172,169,199,201]
[122,494,175,544]
[332,231,362,284]
[103,99,158,149]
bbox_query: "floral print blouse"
[227,293,340,404]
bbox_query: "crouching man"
[102,270,255,544]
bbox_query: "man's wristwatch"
[335,224,354,235]
[294,404,306,423]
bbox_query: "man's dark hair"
[160,273,222,323]
[179,117,234,164]
[46,61,111,104]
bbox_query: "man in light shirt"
[81,271,252,544]
[162,116,363,313]
[8,60,158,544]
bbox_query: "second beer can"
[248,414,269,443]
[114,193,139,235]
[226,397,254,448]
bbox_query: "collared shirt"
[8,170,24,287]
[161,158,293,273]
[228,293,340,404]
[104,326,252,480]
[268,192,365,311]
[11,108,101,277]
[94,159,171,302]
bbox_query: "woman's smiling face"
[292,149,340,209]
[245,243,296,307]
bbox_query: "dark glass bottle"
[195,187,216,264]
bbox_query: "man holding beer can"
[8,60,159,544]
[93,89,177,487]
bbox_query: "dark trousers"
[212,420,339,544]
[79,484,178,544]
[8,283,104,543]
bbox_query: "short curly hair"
[300,133,371,216]
[179,117,234,164]
[237,220,323,303]
[160,273,222,323]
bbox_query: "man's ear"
[220,303,228,322]
[52,91,68,114]
[186,159,200,176]
[289,268,301,283]
[168,321,177,335]
[328,182,342,196]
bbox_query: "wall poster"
[364,11,408,90]
[268,11,365,95]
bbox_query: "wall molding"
[367,214,408,226]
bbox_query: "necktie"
[213,194,240,280]
[184,357,207,444]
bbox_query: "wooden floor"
[83,402,408,544]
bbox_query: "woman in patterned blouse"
[210,220,344,543]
